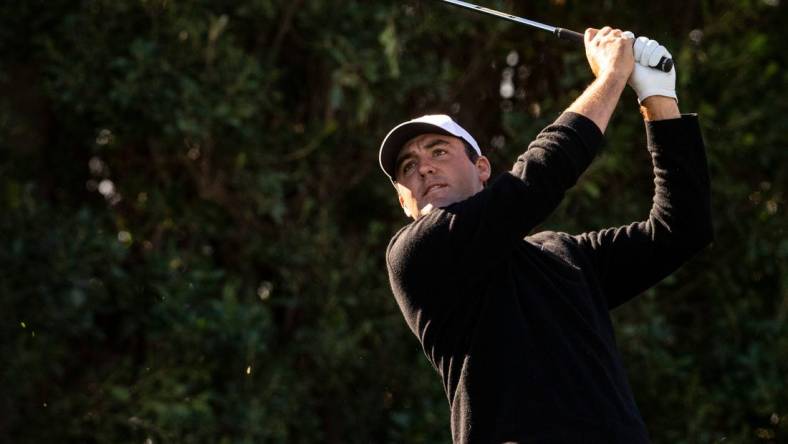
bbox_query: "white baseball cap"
[378,114,481,182]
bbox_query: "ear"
[475,155,491,182]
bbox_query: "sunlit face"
[394,133,490,219]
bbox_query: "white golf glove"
[623,32,677,103]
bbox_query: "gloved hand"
[623,32,677,103]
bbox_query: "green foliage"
[1,0,786,442]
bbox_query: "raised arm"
[504,27,637,233]
[572,39,713,309]
[572,112,713,309]
[566,27,634,133]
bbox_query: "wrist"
[640,96,680,121]
[597,68,630,86]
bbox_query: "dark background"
[1,0,786,442]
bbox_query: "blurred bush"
[0,0,785,442]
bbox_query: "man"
[378,27,713,443]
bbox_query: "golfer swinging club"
[379,27,712,443]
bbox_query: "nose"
[418,159,436,176]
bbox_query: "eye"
[401,161,415,175]
[433,148,447,157]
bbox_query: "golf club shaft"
[438,0,673,72]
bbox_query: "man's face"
[394,133,490,219]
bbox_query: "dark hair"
[461,140,479,164]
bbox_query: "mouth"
[423,183,448,197]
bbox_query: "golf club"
[438,0,674,73]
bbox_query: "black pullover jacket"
[386,112,713,443]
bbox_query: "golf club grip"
[554,28,674,72]
[555,28,585,44]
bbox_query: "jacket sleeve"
[571,114,714,309]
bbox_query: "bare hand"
[584,27,635,80]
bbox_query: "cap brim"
[379,122,454,181]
